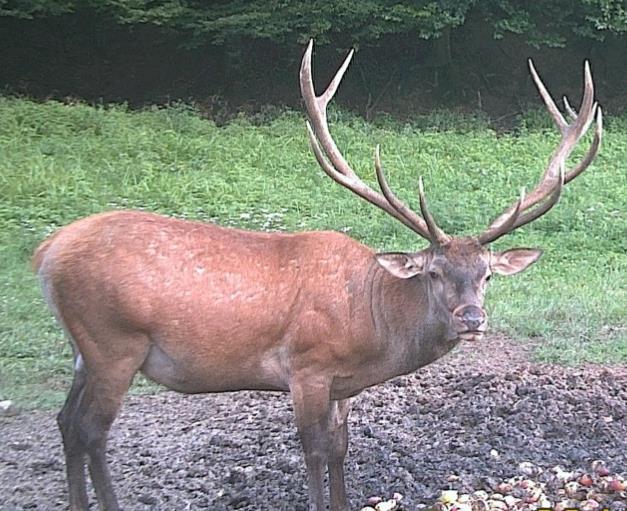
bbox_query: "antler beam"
[300,40,448,245]
[478,61,602,244]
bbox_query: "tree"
[1,1,625,48]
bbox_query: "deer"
[33,40,601,511]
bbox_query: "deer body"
[36,41,601,511]
[36,210,457,398]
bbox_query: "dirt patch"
[0,336,625,510]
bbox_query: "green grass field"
[0,98,625,409]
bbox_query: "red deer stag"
[34,40,601,511]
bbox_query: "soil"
[0,336,625,511]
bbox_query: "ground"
[0,336,625,510]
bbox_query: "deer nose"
[455,305,486,331]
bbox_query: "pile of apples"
[360,492,405,511]
[360,460,626,511]
[433,461,625,511]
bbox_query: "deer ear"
[491,248,542,276]
[375,252,426,279]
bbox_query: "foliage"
[0,0,73,18]
[0,98,625,409]
[583,0,627,33]
[478,0,627,47]
[0,0,625,48]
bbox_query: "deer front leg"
[290,376,332,511]
[328,398,351,511]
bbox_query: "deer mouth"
[458,330,485,342]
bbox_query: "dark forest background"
[1,1,626,122]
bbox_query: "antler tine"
[529,59,568,134]
[563,96,577,121]
[418,178,451,245]
[305,122,420,233]
[300,40,356,179]
[373,146,445,244]
[301,40,438,242]
[478,61,601,244]
[510,163,565,231]
[477,188,525,245]
[565,106,602,185]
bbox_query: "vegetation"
[2,1,625,48]
[2,2,625,118]
[0,98,625,409]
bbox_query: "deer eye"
[429,271,440,280]
[485,274,492,282]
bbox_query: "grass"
[0,97,625,409]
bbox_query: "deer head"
[300,40,602,342]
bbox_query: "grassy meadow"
[0,97,625,409]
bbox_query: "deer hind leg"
[328,398,351,511]
[290,376,334,511]
[57,353,89,511]
[58,332,149,511]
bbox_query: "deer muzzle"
[453,304,487,341]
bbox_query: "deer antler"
[478,61,602,245]
[300,40,449,245]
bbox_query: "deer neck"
[370,265,459,377]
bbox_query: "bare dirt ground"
[1,336,625,510]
